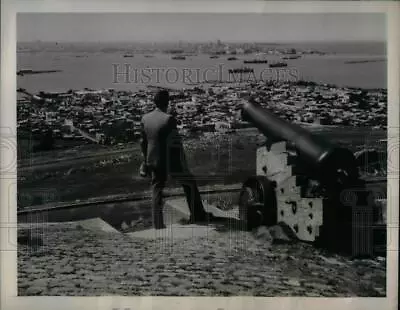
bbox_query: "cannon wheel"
[238,176,277,230]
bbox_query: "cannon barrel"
[241,101,359,186]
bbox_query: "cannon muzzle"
[241,101,359,187]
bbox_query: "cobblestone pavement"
[18,223,386,296]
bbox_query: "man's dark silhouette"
[140,90,210,229]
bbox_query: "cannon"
[238,101,377,256]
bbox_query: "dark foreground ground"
[18,221,386,297]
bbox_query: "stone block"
[268,141,290,154]
[276,196,324,242]
[257,147,294,176]
[276,176,303,196]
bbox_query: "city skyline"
[18,13,385,43]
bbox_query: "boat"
[269,62,288,68]
[243,59,268,64]
[144,55,154,58]
[281,55,301,60]
[344,59,385,64]
[17,69,62,76]
[17,69,34,75]
[123,53,134,58]
[227,57,238,61]
[210,55,219,59]
[228,67,254,74]
[147,85,177,92]
[172,55,186,60]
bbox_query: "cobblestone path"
[18,223,386,296]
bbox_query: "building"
[215,121,233,133]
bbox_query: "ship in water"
[144,55,154,58]
[269,62,288,68]
[147,85,178,92]
[17,69,63,76]
[281,55,301,60]
[172,55,186,60]
[210,55,219,59]
[123,53,134,58]
[228,67,254,74]
[344,59,385,64]
[243,59,268,64]
[227,57,238,61]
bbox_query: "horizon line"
[17,39,386,44]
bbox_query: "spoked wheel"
[238,176,277,231]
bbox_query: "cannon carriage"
[238,101,378,256]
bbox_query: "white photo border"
[1,1,399,310]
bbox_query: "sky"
[17,13,386,43]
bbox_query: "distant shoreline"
[17,40,386,44]
[17,79,388,96]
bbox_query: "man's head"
[154,90,169,111]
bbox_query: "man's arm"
[167,116,182,147]
[139,120,148,164]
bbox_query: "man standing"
[140,90,210,229]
